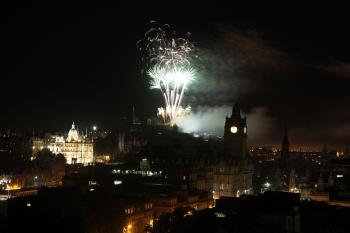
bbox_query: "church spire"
[280,123,292,190]
[281,123,290,161]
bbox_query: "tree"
[33,149,66,168]
[55,153,66,164]
[34,149,55,166]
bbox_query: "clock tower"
[224,104,247,158]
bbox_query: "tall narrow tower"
[224,104,247,158]
[280,124,292,189]
[281,125,289,162]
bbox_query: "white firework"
[138,22,196,125]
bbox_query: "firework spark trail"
[138,22,196,125]
[148,65,195,124]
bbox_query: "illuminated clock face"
[244,127,247,134]
[230,126,238,134]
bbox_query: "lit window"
[114,180,122,185]
[88,181,97,186]
[220,184,224,190]
[214,212,226,218]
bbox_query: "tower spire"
[284,124,288,138]
[132,106,136,125]
[281,123,289,161]
[280,123,291,190]
[231,103,241,118]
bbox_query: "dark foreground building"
[151,191,350,233]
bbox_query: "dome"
[67,122,80,142]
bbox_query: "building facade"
[32,122,93,165]
[213,160,253,198]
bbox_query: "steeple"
[281,124,290,161]
[72,122,75,129]
[232,103,241,118]
[279,123,292,190]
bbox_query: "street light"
[93,126,97,131]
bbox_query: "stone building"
[32,122,93,165]
[213,104,254,198]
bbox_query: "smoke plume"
[177,105,279,145]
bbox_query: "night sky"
[2,3,350,148]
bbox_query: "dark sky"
[2,3,350,148]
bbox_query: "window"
[88,181,97,186]
[114,180,122,185]
[124,208,133,215]
[220,184,224,190]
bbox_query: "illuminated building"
[32,122,93,165]
[152,194,214,218]
[123,200,153,233]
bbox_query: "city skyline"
[2,4,350,147]
[2,4,350,233]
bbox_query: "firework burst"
[138,22,196,125]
